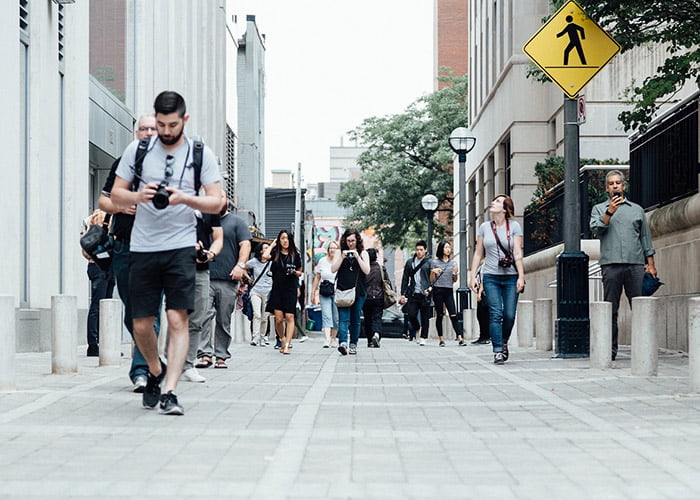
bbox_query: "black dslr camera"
[498,256,513,268]
[196,247,208,262]
[152,181,170,210]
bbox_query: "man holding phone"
[590,170,657,360]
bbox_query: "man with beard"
[111,91,224,415]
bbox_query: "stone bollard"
[535,298,553,351]
[463,309,474,340]
[631,296,659,376]
[51,295,78,374]
[517,300,534,348]
[688,298,700,392]
[99,299,122,366]
[589,301,612,369]
[0,295,16,391]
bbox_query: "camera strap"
[131,137,204,193]
[249,261,270,291]
[491,219,512,259]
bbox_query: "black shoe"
[458,339,466,346]
[338,343,348,356]
[142,360,167,409]
[159,391,184,415]
[471,338,490,345]
[502,344,509,362]
[87,344,99,357]
[612,351,617,361]
[494,352,505,365]
[439,340,445,347]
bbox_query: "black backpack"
[131,137,204,192]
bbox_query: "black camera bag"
[80,214,113,272]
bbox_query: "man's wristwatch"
[605,209,614,217]
[236,262,245,269]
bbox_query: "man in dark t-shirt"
[98,114,158,392]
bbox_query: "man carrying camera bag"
[111,91,223,416]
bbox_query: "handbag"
[335,268,360,308]
[382,267,397,309]
[319,280,335,297]
[80,213,112,272]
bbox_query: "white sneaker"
[330,339,338,348]
[262,336,270,346]
[419,338,426,346]
[182,367,206,383]
[250,339,258,346]
[132,375,147,393]
[299,335,309,343]
[258,337,266,347]
[323,338,330,348]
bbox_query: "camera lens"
[152,184,170,210]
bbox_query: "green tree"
[336,73,468,248]
[536,0,700,132]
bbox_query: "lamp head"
[449,127,476,154]
[421,194,439,212]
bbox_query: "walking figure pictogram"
[556,15,586,65]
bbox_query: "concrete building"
[236,15,266,231]
[329,138,365,182]
[4,1,240,352]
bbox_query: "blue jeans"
[319,294,339,329]
[112,238,160,382]
[337,294,367,346]
[482,274,518,352]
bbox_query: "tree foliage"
[533,0,700,132]
[336,73,468,249]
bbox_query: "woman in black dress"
[263,230,302,355]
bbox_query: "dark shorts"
[129,247,196,318]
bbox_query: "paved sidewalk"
[1,336,700,499]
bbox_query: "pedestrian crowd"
[82,91,657,416]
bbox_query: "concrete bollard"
[535,298,553,351]
[51,295,78,374]
[99,299,122,366]
[590,301,612,369]
[463,309,474,340]
[0,295,16,391]
[688,298,700,392]
[517,300,534,348]
[631,296,659,376]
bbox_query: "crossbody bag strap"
[250,261,270,290]
[491,220,512,258]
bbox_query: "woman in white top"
[245,242,273,346]
[469,194,525,365]
[312,240,340,348]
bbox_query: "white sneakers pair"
[182,367,206,383]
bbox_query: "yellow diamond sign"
[523,0,621,98]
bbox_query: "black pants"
[432,287,462,338]
[404,293,432,339]
[601,263,644,356]
[87,262,115,346]
[363,297,383,342]
[476,295,491,341]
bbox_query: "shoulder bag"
[382,266,397,309]
[335,267,359,308]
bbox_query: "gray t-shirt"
[477,220,522,275]
[431,258,457,288]
[246,258,273,296]
[115,136,221,252]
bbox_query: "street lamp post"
[448,127,476,291]
[421,194,438,256]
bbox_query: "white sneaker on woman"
[182,367,206,383]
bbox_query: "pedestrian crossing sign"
[522,0,621,98]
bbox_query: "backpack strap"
[192,140,204,193]
[131,137,151,191]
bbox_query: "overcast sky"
[229,1,435,185]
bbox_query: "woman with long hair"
[311,240,340,348]
[430,240,465,347]
[469,194,525,365]
[330,228,371,355]
[263,230,302,355]
[245,242,273,346]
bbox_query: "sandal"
[214,358,227,369]
[195,355,213,369]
